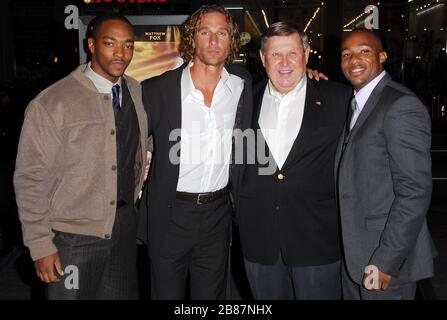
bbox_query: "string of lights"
[416,1,444,16]
[304,2,324,33]
[415,0,441,11]
[343,11,368,29]
[261,9,269,28]
[343,2,381,30]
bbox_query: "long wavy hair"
[179,4,241,64]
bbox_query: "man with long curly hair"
[140,4,252,299]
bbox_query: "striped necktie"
[349,97,359,131]
[112,84,121,110]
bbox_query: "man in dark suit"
[140,5,252,299]
[336,28,436,299]
[237,22,351,299]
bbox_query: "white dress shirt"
[258,76,307,170]
[350,70,386,130]
[84,62,122,106]
[176,62,244,193]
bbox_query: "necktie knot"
[112,84,121,110]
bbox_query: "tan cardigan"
[14,64,149,261]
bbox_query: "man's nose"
[210,32,218,45]
[115,45,124,57]
[349,52,361,63]
[280,55,289,66]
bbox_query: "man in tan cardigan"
[13,13,148,299]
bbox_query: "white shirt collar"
[259,75,307,170]
[267,75,306,100]
[181,61,233,102]
[354,70,386,111]
[84,62,122,94]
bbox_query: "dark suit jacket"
[237,78,351,266]
[335,73,436,284]
[139,63,253,258]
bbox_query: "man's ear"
[379,51,388,64]
[304,46,311,64]
[87,37,95,55]
[259,50,266,68]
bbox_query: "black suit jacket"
[237,78,351,266]
[139,63,253,258]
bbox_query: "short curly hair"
[87,13,133,40]
[179,4,241,64]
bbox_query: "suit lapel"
[253,81,279,169]
[347,73,391,141]
[120,78,132,109]
[166,63,188,133]
[282,79,322,170]
[253,80,268,128]
[226,64,253,132]
[335,74,391,182]
[334,100,354,178]
[334,124,348,183]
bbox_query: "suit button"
[110,129,115,135]
[110,200,116,206]
[104,95,109,101]
[112,165,117,171]
[278,173,285,180]
[276,206,280,211]
[105,234,111,239]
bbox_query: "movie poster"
[126,25,183,82]
[78,16,187,83]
